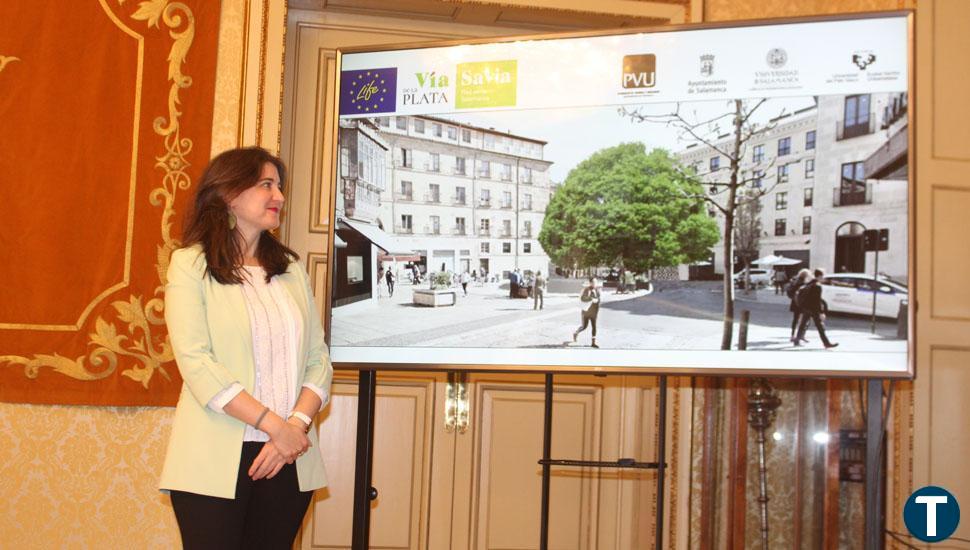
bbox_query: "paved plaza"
[331,280,905,354]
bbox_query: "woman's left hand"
[248,442,288,480]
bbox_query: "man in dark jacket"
[794,269,839,349]
[572,277,601,348]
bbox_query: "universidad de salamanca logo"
[339,68,397,115]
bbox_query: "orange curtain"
[0,1,220,405]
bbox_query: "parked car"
[733,268,772,288]
[818,273,908,318]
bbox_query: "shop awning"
[337,217,414,255]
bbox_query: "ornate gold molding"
[1,0,196,389]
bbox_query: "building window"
[430,153,440,172]
[396,116,407,130]
[501,163,512,181]
[455,186,466,205]
[523,243,532,253]
[753,169,765,188]
[478,160,490,178]
[753,144,764,164]
[523,220,532,237]
[804,187,813,207]
[428,183,440,203]
[401,214,413,233]
[776,191,788,210]
[805,158,815,178]
[522,167,533,184]
[842,94,872,139]
[455,156,466,175]
[447,126,457,140]
[430,215,440,235]
[413,119,425,133]
[400,181,413,201]
[462,128,471,143]
[347,256,363,284]
[774,219,786,236]
[806,130,816,150]
[839,161,867,206]
[481,242,490,254]
[480,188,491,207]
[401,148,411,168]
[710,156,720,171]
[377,117,390,127]
[802,216,812,235]
[502,242,512,253]
[777,137,791,156]
[433,123,442,137]
[503,219,512,237]
[455,217,466,235]
[777,164,789,183]
[523,193,533,210]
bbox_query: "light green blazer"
[159,244,333,498]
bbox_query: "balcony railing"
[478,227,491,237]
[500,202,513,210]
[395,225,414,234]
[395,193,414,202]
[521,204,532,211]
[451,196,467,206]
[452,227,467,236]
[479,199,491,208]
[832,183,873,207]
[836,115,875,140]
[521,231,532,238]
[500,230,512,238]
[453,166,466,176]
[424,193,441,204]
[881,93,908,129]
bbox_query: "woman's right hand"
[266,416,311,461]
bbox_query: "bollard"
[739,309,750,350]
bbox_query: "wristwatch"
[288,411,312,433]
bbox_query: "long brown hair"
[182,147,299,284]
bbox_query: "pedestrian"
[385,266,395,297]
[533,270,546,310]
[572,276,601,348]
[509,269,519,299]
[460,270,470,296]
[794,268,839,349]
[773,269,788,295]
[411,265,420,284]
[160,147,332,548]
[786,268,811,343]
[376,266,385,298]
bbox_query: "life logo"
[622,54,656,89]
[904,486,961,542]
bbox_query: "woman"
[787,268,811,344]
[160,147,333,549]
[572,276,601,348]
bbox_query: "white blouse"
[207,265,325,441]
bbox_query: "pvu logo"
[622,54,656,88]
[904,486,961,542]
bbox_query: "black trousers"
[576,310,597,338]
[796,312,833,347]
[170,442,314,550]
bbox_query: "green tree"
[539,143,719,273]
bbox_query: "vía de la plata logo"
[455,60,517,109]
[403,70,449,106]
[622,54,657,89]
[339,68,397,115]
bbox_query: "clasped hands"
[248,416,312,481]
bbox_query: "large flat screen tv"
[325,12,913,377]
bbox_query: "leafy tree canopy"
[539,142,719,272]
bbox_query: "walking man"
[773,269,788,295]
[509,269,519,298]
[533,270,546,310]
[795,268,839,349]
[385,266,395,297]
[460,270,470,296]
[572,276,601,348]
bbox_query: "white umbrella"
[752,254,782,266]
[771,256,803,266]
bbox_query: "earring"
[228,212,237,230]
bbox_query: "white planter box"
[413,288,457,307]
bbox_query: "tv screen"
[326,13,913,377]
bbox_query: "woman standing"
[160,147,333,549]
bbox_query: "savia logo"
[339,68,397,115]
[622,54,656,88]
[455,60,517,109]
[402,70,449,107]
[699,54,714,77]
[766,48,788,69]
[903,486,961,543]
[852,50,877,70]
